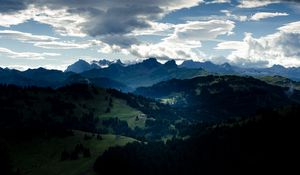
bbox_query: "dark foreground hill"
[0,83,185,146]
[135,75,300,121]
[0,84,178,175]
[94,105,300,175]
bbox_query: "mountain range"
[179,60,300,81]
[1,58,300,92]
[65,59,124,73]
[81,58,207,88]
[0,58,207,90]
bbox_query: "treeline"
[94,105,300,175]
[0,84,100,138]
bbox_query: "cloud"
[0,0,29,13]
[215,21,300,67]
[33,41,97,49]
[205,0,231,4]
[168,20,235,42]
[101,20,235,60]
[250,12,289,21]
[0,47,60,59]
[0,7,33,27]
[0,30,58,42]
[0,29,99,49]
[131,22,174,36]
[0,0,203,37]
[189,10,289,23]
[237,0,280,8]
[220,10,248,21]
[278,21,300,33]
[0,0,206,51]
[101,35,140,48]
[184,10,247,22]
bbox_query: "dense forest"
[94,105,300,175]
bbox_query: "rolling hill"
[135,75,300,121]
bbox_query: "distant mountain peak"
[164,60,177,68]
[141,58,161,67]
[271,64,285,69]
[143,57,158,62]
[65,59,91,73]
[116,59,123,64]
[221,63,232,69]
[66,59,118,73]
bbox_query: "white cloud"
[0,47,60,60]
[100,20,235,60]
[131,22,174,36]
[206,0,231,4]
[237,0,280,8]
[0,30,58,42]
[34,41,94,49]
[0,7,33,27]
[167,20,235,43]
[0,29,100,50]
[220,10,248,21]
[250,12,289,21]
[0,5,86,37]
[31,6,87,37]
[184,10,247,22]
[278,21,300,33]
[215,21,300,67]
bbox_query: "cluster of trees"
[61,143,91,161]
[94,105,300,175]
[0,84,101,137]
[102,118,132,135]
[105,97,113,113]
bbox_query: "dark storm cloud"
[101,35,140,48]
[0,0,200,48]
[77,5,162,37]
[0,0,30,13]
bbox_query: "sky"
[1,0,300,70]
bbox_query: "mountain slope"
[64,74,133,92]
[258,75,300,90]
[0,67,73,87]
[65,59,93,73]
[180,60,236,74]
[135,75,300,121]
[0,67,132,91]
[180,60,300,81]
